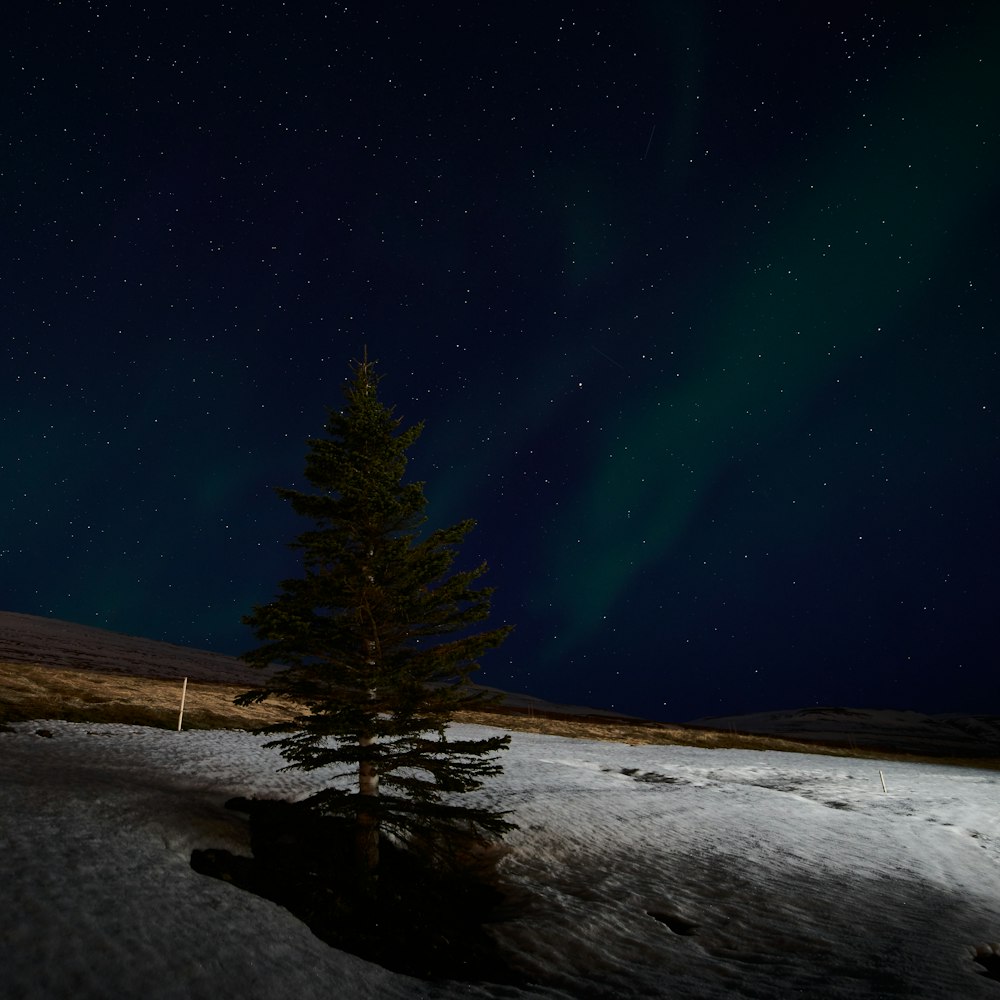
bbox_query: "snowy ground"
[3,720,999,999]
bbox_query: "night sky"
[4,4,998,722]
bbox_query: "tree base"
[191,797,523,984]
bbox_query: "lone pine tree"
[236,354,514,879]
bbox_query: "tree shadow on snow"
[191,797,525,985]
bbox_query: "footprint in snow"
[648,910,699,936]
[620,767,687,785]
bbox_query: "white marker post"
[879,769,888,794]
[177,677,188,732]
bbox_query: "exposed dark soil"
[191,798,523,984]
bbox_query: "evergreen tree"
[236,354,514,878]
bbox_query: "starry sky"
[4,4,998,722]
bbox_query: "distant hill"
[690,706,1000,759]
[0,610,263,685]
[0,611,630,721]
[5,611,998,758]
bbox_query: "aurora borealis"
[3,4,998,721]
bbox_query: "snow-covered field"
[3,719,999,999]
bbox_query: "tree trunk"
[357,735,379,874]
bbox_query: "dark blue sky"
[3,3,998,721]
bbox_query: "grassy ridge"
[2,660,998,770]
[0,661,295,731]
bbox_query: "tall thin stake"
[879,769,888,794]
[177,677,188,732]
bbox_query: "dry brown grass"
[453,708,1000,769]
[451,708,812,750]
[2,660,997,770]
[0,661,297,731]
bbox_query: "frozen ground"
[2,719,999,999]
